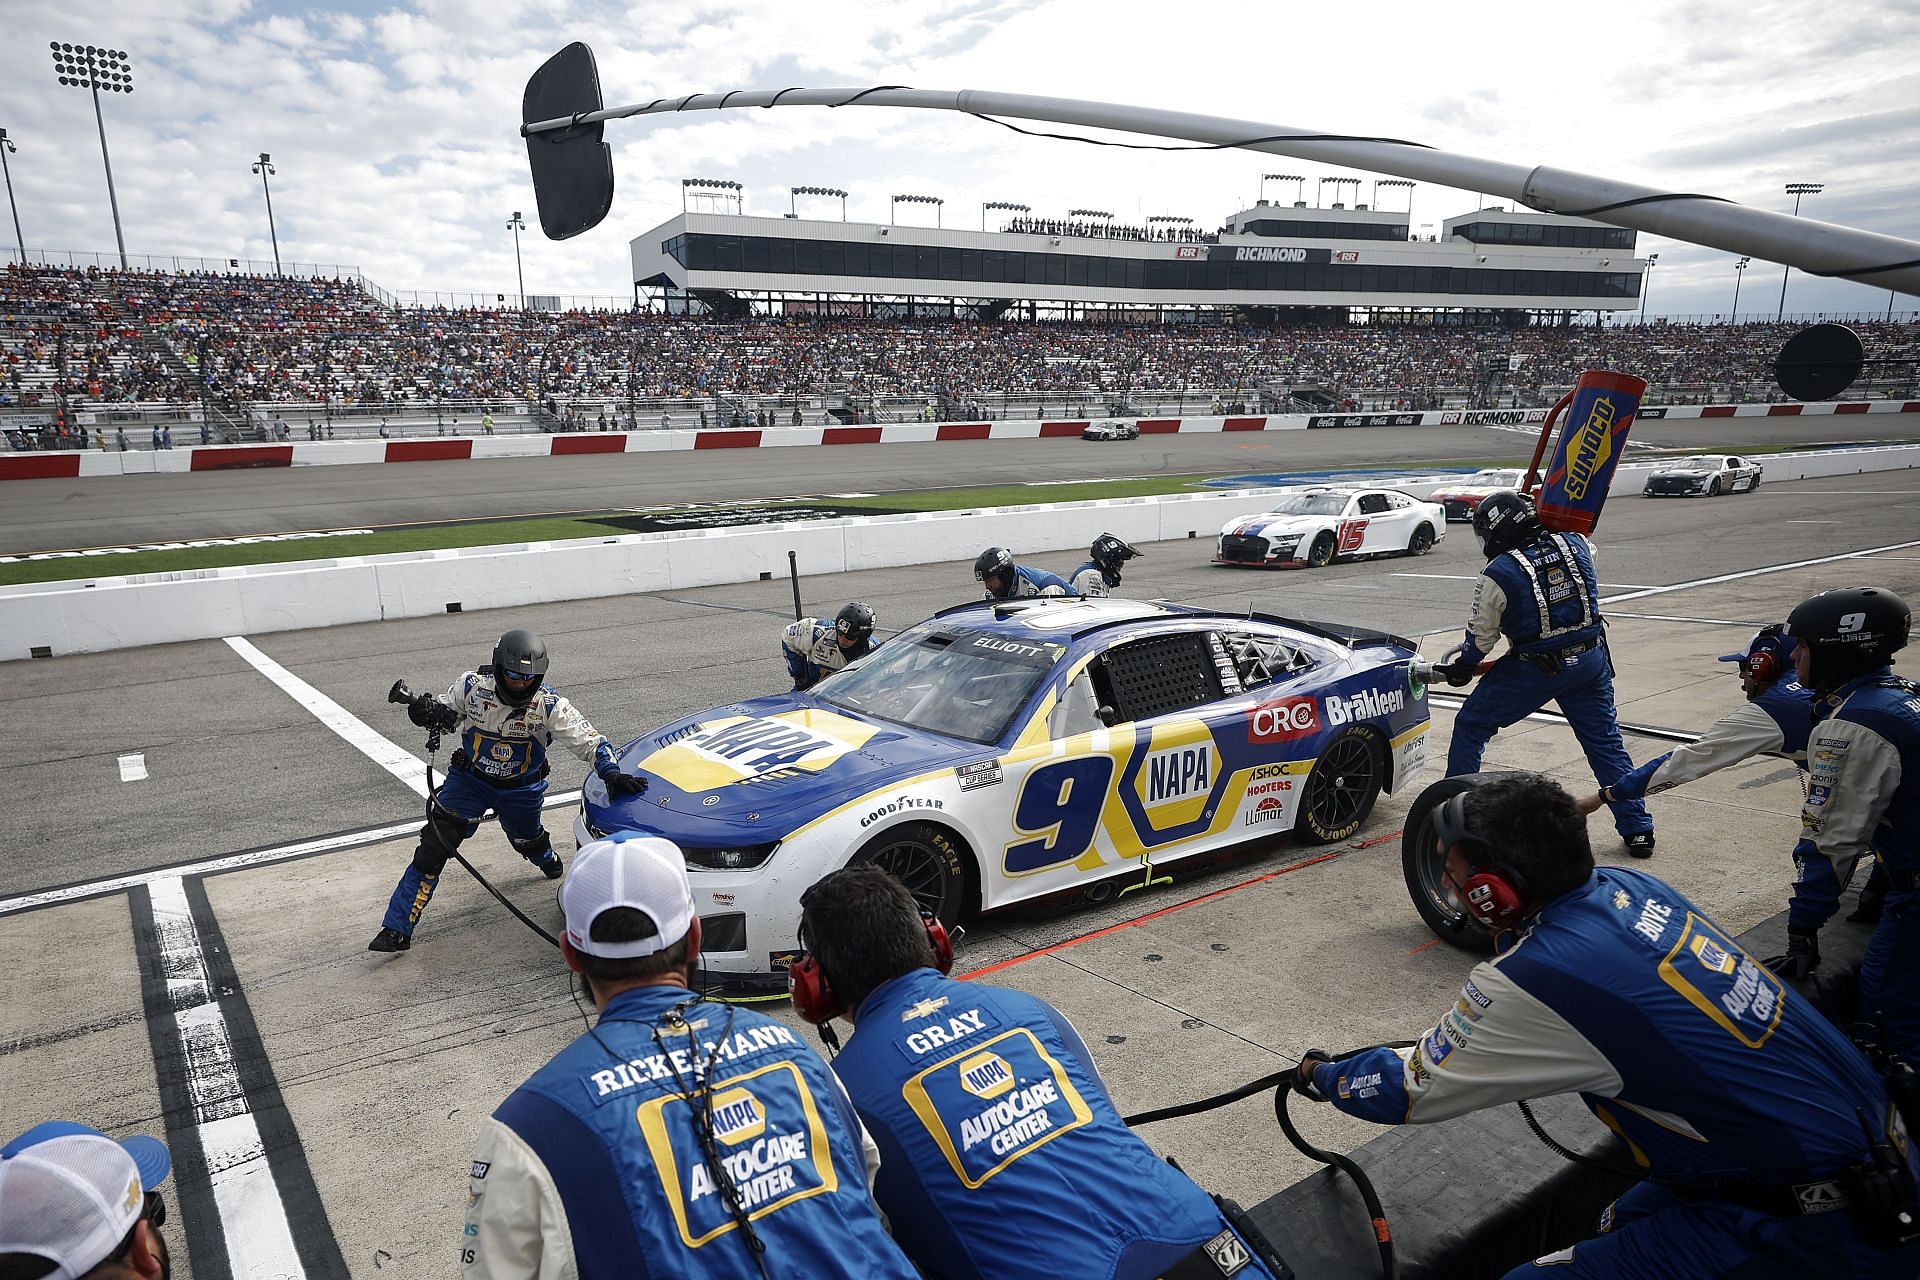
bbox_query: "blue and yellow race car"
[577,597,1431,992]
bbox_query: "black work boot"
[367,927,412,953]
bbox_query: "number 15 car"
[577,597,1432,992]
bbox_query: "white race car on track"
[1426,468,1526,523]
[1082,419,1141,441]
[1215,486,1446,568]
[1642,454,1764,497]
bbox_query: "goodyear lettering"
[686,719,837,773]
[959,1079,1061,1153]
[589,1025,799,1097]
[861,795,947,828]
[1562,397,1617,501]
[1633,898,1674,945]
[1324,687,1406,726]
[1147,745,1211,803]
[905,1009,990,1057]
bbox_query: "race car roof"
[927,596,1417,653]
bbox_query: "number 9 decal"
[1838,611,1867,634]
[1005,756,1115,874]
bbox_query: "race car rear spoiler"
[1247,612,1420,654]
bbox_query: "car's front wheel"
[1401,773,1503,953]
[851,822,967,930]
[1295,727,1384,844]
[1708,477,1723,496]
[1405,523,1435,556]
[1306,532,1336,568]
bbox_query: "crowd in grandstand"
[3,264,1913,446]
[1002,215,1219,244]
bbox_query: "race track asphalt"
[3,411,1916,553]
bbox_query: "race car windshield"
[817,625,1056,744]
[1664,457,1717,470]
[1473,470,1522,486]
[1266,493,1351,516]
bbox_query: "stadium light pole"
[891,193,942,226]
[982,200,1028,230]
[790,185,847,220]
[1776,182,1823,321]
[251,152,282,275]
[1374,177,1414,212]
[49,42,133,269]
[1731,255,1750,320]
[0,129,22,263]
[1639,252,1659,321]
[507,211,527,309]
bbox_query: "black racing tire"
[1708,477,1723,497]
[851,821,966,930]
[1747,474,1761,493]
[1306,532,1337,568]
[1295,727,1385,845]
[1405,523,1435,557]
[1402,773,1505,953]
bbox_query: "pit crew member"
[1067,533,1143,599]
[782,602,877,691]
[1296,773,1920,1278]
[1440,491,1655,856]
[370,629,647,953]
[974,546,1075,600]
[1767,588,1920,1061]
[462,836,918,1280]
[795,865,1286,1280]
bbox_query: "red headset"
[1432,791,1530,932]
[1741,624,1789,684]
[789,910,954,1025]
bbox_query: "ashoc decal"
[1250,696,1319,743]
[862,795,947,828]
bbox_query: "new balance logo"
[1203,1230,1251,1276]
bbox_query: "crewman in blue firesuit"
[974,546,1076,600]
[1295,773,1920,1277]
[1067,532,1143,599]
[795,864,1288,1280]
[1438,490,1655,856]
[782,602,877,691]
[1764,587,1920,1063]
[370,629,648,953]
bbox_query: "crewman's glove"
[408,695,460,735]
[1435,662,1476,688]
[1764,929,1821,979]
[599,768,648,798]
[1293,1050,1334,1102]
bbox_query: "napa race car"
[1082,419,1141,440]
[1642,454,1763,497]
[577,597,1432,992]
[1214,486,1445,568]
[1426,468,1525,522]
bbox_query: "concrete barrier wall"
[6,442,1918,661]
[11,399,1917,482]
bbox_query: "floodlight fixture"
[1777,182,1824,320]
[0,128,22,263]
[49,40,133,267]
[507,211,527,308]
[891,193,943,227]
[790,185,848,220]
[251,152,281,275]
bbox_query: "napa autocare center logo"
[1562,395,1617,501]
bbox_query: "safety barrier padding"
[188,445,294,470]
[385,439,474,463]
[0,454,81,480]
[694,429,761,449]
[551,434,629,455]
[1038,421,1090,438]
[823,427,884,446]
[1248,893,1872,1277]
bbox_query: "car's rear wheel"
[1295,728,1384,844]
[1405,523,1435,556]
[851,822,966,929]
[1747,475,1761,492]
[1402,773,1503,953]
[1306,532,1336,568]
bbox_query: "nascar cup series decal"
[643,712,878,791]
[902,1028,1095,1188]
[636,1060,838,1247]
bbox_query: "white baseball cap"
[561,836,695,958]
[0,1122,171,1280]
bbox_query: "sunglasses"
[108,1193,165,1262]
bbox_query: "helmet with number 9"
[1089,532,1142,583]
[1784,587,1910,692]
[834,601,876,652]
[1471,490,1544,559]
[974,546,1016,598]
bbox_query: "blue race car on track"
[577,597,1432,991]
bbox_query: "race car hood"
[1429,484,1501,499]
[1221,513,1329,539]
[584,695,988,842]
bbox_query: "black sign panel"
[1635,406,1669,419]
[1307,413,1423,429]
[1207,245,1333,265]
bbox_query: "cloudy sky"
[2,0,1915,319]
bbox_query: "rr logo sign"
[1250,696,1318,743]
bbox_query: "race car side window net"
[1219,630,1311,689]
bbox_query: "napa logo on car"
[644,711,879,790]
[1129,725,1220,827]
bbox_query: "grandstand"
[4,254,1916,453]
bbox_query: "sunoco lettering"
[588,1025,799,1097]
[959,1079,1061,1153]
[905,1009,988,1056]
[1563,398,1616,501]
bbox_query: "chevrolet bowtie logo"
[902,996,949,1021]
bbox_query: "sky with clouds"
[2,0,1915,319]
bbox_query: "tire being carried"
[1295,727,1385,844]
[851,821,967,930]
[1402,772,1505,953]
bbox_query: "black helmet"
[975,547,1016,598]
[1472,490,1544,558]
[1784,587,1910,692]
[1090,533,1142,584]
[835,601,876,651]
[492,628,549,706]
